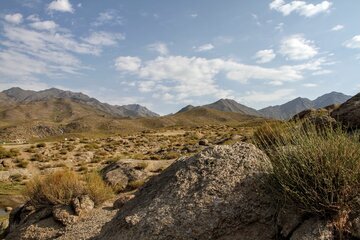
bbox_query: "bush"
[255,123,360,218]
[0,147,19,159]
[24,170,113,208]
[36,143,46,148]
[24,170,84,207]
[84,172,113,206]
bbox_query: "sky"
[0,0,360,114]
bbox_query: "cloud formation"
[270,0,332,17]
[147,42,169,56]
[48,0,74,13]
[194,43,215,52]
[114,55,329,102]
[280,35,318,61]
[331,25,344,31]
[254,49,276,63]
[4,13,23,24]
[344,35,360,49]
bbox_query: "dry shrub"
[255,122,360,218]
[24,170,84,207]
[84,172,114,206]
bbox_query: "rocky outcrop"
[101,162,148,192]
[95,142,277,240]
[332,93,360,130]
[5,195,95,240]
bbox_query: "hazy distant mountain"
[205,99,261,116]
[260,92,352,120]
[177,105,195,114]
[312,92,352,109]
[1,87,158,118]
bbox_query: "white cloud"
[114,55,329,102]
[27,14,40,22]
[29,20,58,31]
[312,69,332,75]
[115,56,142,72]
[344,35,360,49]
[280,35,318,61]
[190,13,198,18]
[147,42,169,56]
[4,13,23,24]
[331,25,344,31]
[254,49,276,63]
[303,83,317,87]
[194,43,215,52]
[0,22,121,83]
[275,22,284,32]
[92,10,124,26]
[83,32,125,46]
[270,0,332,17]
[238,89,295,104]
[48,0,74,13]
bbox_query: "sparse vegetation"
[255,122,360,221]
[84,172,114,206]
[23,170,113,208]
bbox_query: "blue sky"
[0,0,360,114]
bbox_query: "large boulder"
[95,142,277,240]
[331,93,360,130]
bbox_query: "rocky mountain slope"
[1,88,159,118]
[331,92,360,130]
[259,92,351,120]
[177,99,261,116]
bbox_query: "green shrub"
[255,123,360,218]
[0,147,19,159]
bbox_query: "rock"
[95,142,276,240]
[198,138,209,146]
[277,206,304,238]
[1,159,14,169]
[5,207,13,212]
[52,205,78,226]
[290,218,334,240]
[332,93,360,130]
[101,162,147,192]
[72,195,94,216]
[113,194,135,209]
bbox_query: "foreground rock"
[332,92,360,130]
[95,142,277,240]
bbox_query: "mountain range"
[259,92,352,120]
[0,87,159,118]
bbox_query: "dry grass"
[84,172,114,206]
[255,122,360,219]
[24,170,84,207]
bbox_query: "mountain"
[177,105,195,114]
[331,92,360,130]
[259,92,352,120]
[177,99,261,117]
[1,87,158,118]
[312,91,352,109]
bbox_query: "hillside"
[1,88,159,118]
[259,92,351,120]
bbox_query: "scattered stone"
[5,206,13,212]
[198,138,209,146]
[113,194,135,209]
[52,205,78,226]
[72,195,94,216]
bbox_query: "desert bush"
[24,170,84,207]
[252,121,291,149]
[17,159,29,168]
[255,123,360,218]
[128,179,146,190]
[84,172,113,206]
[24,170,113,208]
[0,147,19,159]
[36,143,46,148]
